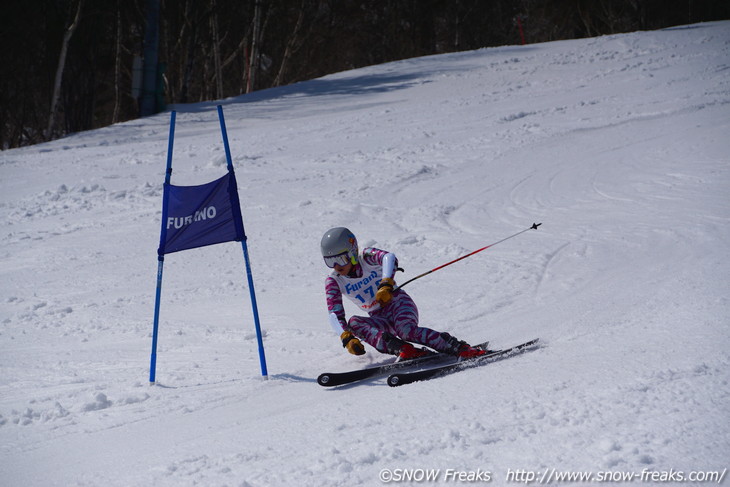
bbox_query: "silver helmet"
[321,227,358,268]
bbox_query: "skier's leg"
[384,291,485,357]
[347,315,405,355]
[384,292,457,353]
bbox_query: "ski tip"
[518,338,540,349]
[387,375,402,387]
[317,374,333,386]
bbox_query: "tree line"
[1,0,727,149]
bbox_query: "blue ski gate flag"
[149,106,268,384]
[158,171,245,256]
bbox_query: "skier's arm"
[325,276,364,355]
[363,248,399,305]
[362,247,399,279]
[382,252,396,280]
[325,276,347,328]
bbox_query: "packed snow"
[2,22,729,487]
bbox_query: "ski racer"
[321,227,487,360]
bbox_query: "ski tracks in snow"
[2,22,730,487]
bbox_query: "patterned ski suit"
[325,247,455,355]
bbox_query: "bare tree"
[247,0,263,93]
[46,0,84,140]
[273,0,309,87]
[210,0,224,99]
[113,0,123,123]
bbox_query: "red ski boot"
[456,344,488,359]
[398,343,432,361]
[441,332,489,359]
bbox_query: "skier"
[321,227,487,360]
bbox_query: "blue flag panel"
[158,171,245,256]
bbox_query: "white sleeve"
[329,313,344,334]
[382,252,397,280]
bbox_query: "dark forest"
[1,0,727,149]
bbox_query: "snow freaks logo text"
[379,468,491,483]
[377,467,727,484]
[504,467,727,484]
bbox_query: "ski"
[387,338,539,387]
[317,341,489,387]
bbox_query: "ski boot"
[441,332,488,359]
[382,333,431,361]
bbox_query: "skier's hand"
[376,277,395,306]
[340,331,365,355]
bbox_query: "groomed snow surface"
[2,21,729,487]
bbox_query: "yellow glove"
[340,331,365,355]
[376,277,395,306]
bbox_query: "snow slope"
[2,22,729,486]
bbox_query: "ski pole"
[393,223,542,291]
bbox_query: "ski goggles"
[324,252,350,268]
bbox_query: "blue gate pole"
[240,239,269,378]
[149,258,164,384]
[150,110,176,384]
[217,105,269,378]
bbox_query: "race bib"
[333,259,383,313]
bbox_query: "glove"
[340,331,365,355]
[376,277,395,306]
